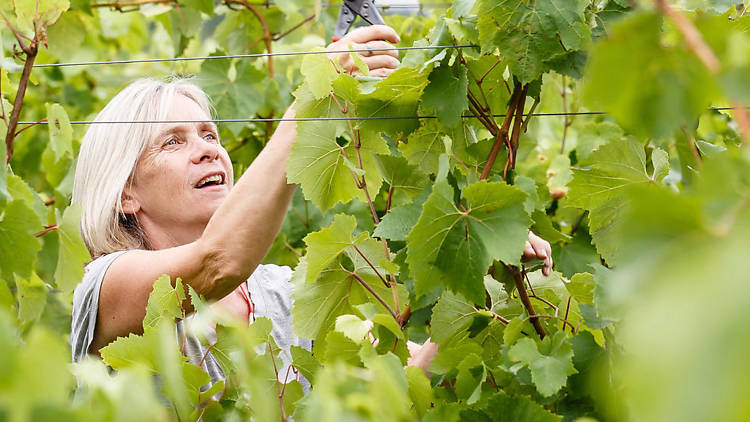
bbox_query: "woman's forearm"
[197,107,299,298]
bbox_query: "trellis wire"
[19,108,745,125]
[31,45,476,68]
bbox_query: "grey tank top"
[71,251,312,390]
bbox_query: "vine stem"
[480,82,522,180]
[14,118,47,137]
[352,243,390,288]
[560,75,571,154]
[506,84,528,181]
[34,225,58,238]
[5,40,37,165]
[344,267,398,322]
[508,265,546,339]
[527,314,576,333]
[266,342,287,422]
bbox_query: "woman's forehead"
[155,120,217,138]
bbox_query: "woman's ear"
[120,188,140,215]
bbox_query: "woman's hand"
[327,25,401,77]
[407,339,439,375]
[523,231,553,276]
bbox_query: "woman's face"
[125,94,234,246]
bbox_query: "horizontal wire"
[32,44,475,68]
[17,107,744,126]
[91,1,451,8]
[14,112,607,125]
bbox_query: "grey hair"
[72,78,213,257]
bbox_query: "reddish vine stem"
[272,13,316,41]
[385,185,394,213]
[508,264,546,339]
[480,82,522,180]
[344,267,398,322]
[560,76,570,154]
[563,296,572,333]
[5,42,37,165]
[353,129,380,224]
[397,304,411,327]
[34,224,57,238]
[266,342,287,422]
[488,310,510,324]
[14,118,47,137]
[352,243,390,288]
[527,314,575,333]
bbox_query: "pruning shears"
[332,0,387,42]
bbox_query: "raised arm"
[90,26,401,353]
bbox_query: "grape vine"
[2,0,750,421]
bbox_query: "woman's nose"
[190,135,220,163]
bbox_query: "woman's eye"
[164,138,178,147]
[204,133,218,143]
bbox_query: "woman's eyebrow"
[198,122,218,132]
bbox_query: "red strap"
[238,282,253,315]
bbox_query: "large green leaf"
[357,66,430,136]
[406,181,530,303]
[567,139,668,265]
[199,56,264,132]
[422,62,468,127]
[508,331,577,397]
[53,205,90,293]
[0,200,42,280]
[478,0,590,83]
[286,120,388,211]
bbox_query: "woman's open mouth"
[194,173,226,189]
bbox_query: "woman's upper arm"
[90,240,244,353]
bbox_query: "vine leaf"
[303,214,362,283]
[478,0,590,83]
[301,51,339,99]
[406,180,530,304]
[479,391,562,421]
[398,119,447,175]
[143,276,185,332]
[15,272,47,326]
[0,200,42,280]
[422,63,468,127]
[14,0,70,33]
[286,120,388,211]
[357,66,430,136]
[46,103,72,162]
[199,55,264,134]
[508,332,577,397]
[53,205,91,293]
[567,139,669,265]
[372,203,421,241]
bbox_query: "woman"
[70,25,553,387]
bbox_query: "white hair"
[72,78,213,257]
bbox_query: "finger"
[360,40,399,58]
[362,54,400,70]
[523,241,535,258]
[347,24,400,44]
[369,67,394,78]
[544,255,553,276]
[528,232,548,260]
